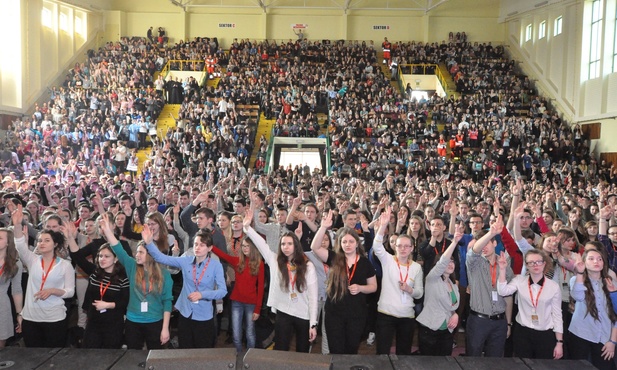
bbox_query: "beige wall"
[0,0,104,114]
[505,0,617,153]
[105,0,504,47]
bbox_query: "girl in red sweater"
[212,238,265,352]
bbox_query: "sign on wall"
[373,25,391,30]
[218,23,236,28]
[292,23,308,29]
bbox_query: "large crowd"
[1,32,617,369]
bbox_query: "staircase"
[378,52,401,91]
[437,63,458,98]
[135,104,180,173]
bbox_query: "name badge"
[290,292,298,303]
[401,291,409,304]
[492,291,498,302]
[141,301,148,312]
[531,314,539,325]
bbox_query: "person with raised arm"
[416,222,463,356]
[210,235,264,353]
[465,215,514,357]
[11,204,75,348]
[98,213,172,350]
[141,223,226,348]
[568,249,617,370]
[0,226,23,349]
[372,207,423,355]
[306,209,334,354]
[243,208,318,352]
[64,221,129,349]
[497,248,563,359]
[311,212,377,354]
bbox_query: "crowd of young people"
[1,32,617,370]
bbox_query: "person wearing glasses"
[497,249,563,359]
[372,208,424,355]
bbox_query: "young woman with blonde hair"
[99,213,173,350]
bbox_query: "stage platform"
[0,347,598,369]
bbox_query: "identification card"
[562,282,568,287]
[401,291,409,304]
[99,309,107,313]
[492,290,498,302]
[141,301,148,312]
[531,314,539,325]
[290,292,298,303]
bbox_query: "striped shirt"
[466,249,513,316]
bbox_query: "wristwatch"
[310,324,318,329]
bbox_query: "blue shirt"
[569,277,617,343]
[145,242,227,321]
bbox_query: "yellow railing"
[160,59,207,79]
[399,64,449,88]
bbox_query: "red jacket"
[212,246,265,315]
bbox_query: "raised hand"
[294,222,303,239]
[321,210,334,230]
[452,224,464,243]
[60,222,77,240]
[10,204,24,229]
[574,260,586,275]
[243,209,253,229]
[378,207,391,235]
[490,214,504,236]
[497,251,508,269]
[600,205,613,220]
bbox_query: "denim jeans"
[231,300,256,352]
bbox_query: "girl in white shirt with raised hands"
[373,207,424,355]
[12,204,75,348]
[243,208,318,352]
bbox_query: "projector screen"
[279,148,321,172]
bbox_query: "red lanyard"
[528,279,545,309]
[395,257,410,284]
[433,239,446,256]
[287,263,297,293]
[490,263,497,287]
[0,264,4,278]
[40,258,56,291]
[100,280,112,299]
[141,275,152,296]
[346,254,359,284]
[193,258,211,291]
[323,263,329,276]
[561,266,567,281]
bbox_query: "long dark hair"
[276,231,307,293]
[581,249,617,323]
[327,227,364,302]
[94,243,126,284]
[0,228,19,281]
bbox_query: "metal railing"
[160,59,207,80]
